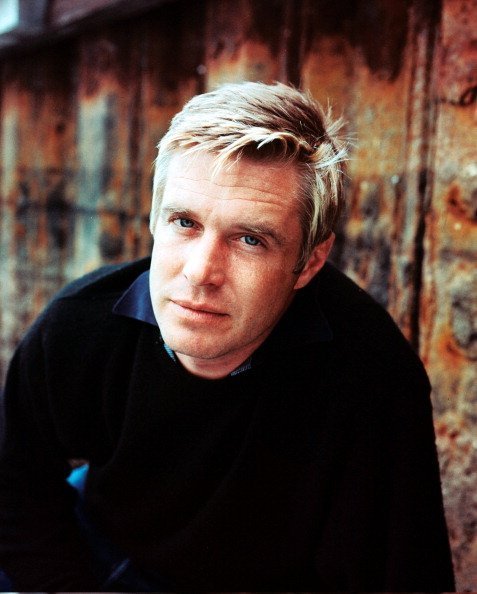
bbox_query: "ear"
[293,233,335,290]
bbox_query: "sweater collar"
[112,269,333,348]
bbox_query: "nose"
[182,234,225,287]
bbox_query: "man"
[0,82,454,591]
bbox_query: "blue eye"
[175,218,194,228]
[242,235,261,246]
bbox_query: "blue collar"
[112,270,333,348]
[113,270,157,326]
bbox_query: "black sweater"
[0,258,455,591]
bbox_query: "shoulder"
[20,257,151,353]
[54,257,151,301]
[314,262,388,315]
[310,263,430,393]
[313,262,409,346]
[6,258,152,403]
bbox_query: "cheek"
[236,268,294,314]
[151,240,182,276]
[149,251,176,306]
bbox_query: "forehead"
[162,151,301,211]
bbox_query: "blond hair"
[150,81,347,272]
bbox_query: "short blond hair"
[150,81,347,272]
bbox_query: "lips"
[172,300,228,316]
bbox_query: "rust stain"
[445,184,477,223]
[434,411,466,443]
[436,330,467,371]
[205,0,281,87]
[301,0,410,82]
[438,0,477,106]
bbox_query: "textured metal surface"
[0,0,475,588]
[421,0,477,588]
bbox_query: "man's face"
[149,151,329,377]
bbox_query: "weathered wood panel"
[0,0,475,589]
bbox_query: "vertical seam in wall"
[281,0,304,86]
[407,0,442,352]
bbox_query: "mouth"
[171,300,228,317]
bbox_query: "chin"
[171,343,229,361]
[161,329,227,361]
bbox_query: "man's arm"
[313,353,455,591]
[0,326,100,591]
[311,264,455,590]
[382,364,455,590]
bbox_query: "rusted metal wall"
[422,1,477,588]
[0,0,475,589]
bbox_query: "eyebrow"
[235,223,286,246]
[160,205,195,220]
[160,204,286,247]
